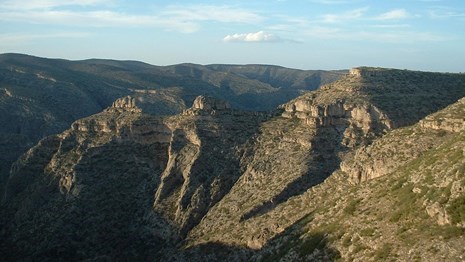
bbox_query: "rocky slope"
[249,96,465,261]
[1,97,177,260]
[0,95,272,260]
[1,67,465,261]
[180,68,465,254]
[0,53,344,196]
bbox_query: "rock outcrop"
[420,97,465,132]
[3,67,465,261]
[183,96,231,116]
[1,109,177,260]
[185,68,465,253]
[349,67,392,77]
[105,95,142,113]
[341,96,465,184]
[282,98,392,147]
[154,96,268,234]
[192,95,231,111]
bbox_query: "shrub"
[373,243,392,260]
[446,195,465,224]
[344,198,361,215]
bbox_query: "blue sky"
[0,0,464,71]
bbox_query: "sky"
[0,0,464,72]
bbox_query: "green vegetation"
[447,195,465,224]
[373,243,393,261]
[344,198,361,215]
[297,233,326,256]
[360,228,376,237]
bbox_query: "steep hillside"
[0,53,344,194]
[185,67,465,250]
[1,67,464,261]
[206,64,345,90]
[249,96,465,261]
[1,98,177,260]
[0,96,272,260]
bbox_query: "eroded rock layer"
[2,67,465,261]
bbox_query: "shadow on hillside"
[240,126,343,222]
[154,111,272,236]
[0,114,175,262]
[364,71,465,128]
[174,213,341,261]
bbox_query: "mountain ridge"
[0,53,345,195]
[1,59,465,261]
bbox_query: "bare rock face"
[105,95,142,113]
[3,66,465,261]
[1,109,178,260]
[349,67,390,78]
[153,105,267,235]
[184,96,231,115]
[193,95,230,110]
[341,96,465,184]
[419,97,465,132]
[282,98,392,148]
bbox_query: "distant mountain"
[1,66,465,261]
[0,53,345,191]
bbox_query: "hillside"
[181,67,465,253]
[249,96,465,261]
[1,66,465,261]
[0,53,344,194]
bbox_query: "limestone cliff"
[341,96,465,184]
[1,107,177,260]
[182,68,465,258]
[154,96,269,234]
[105,95,142,113]
[2,67,465,261]
[0,95,271,260]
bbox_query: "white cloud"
[0,10,200,33]
[375,9,409,20]
[162,5,263,24]
[223,31,282,43]
[428,8,465,19]
[303,27,447,43]
[1,0,113,10]
[309,0,350,4]
[0,32,90,43]
[370,24,411,29]
[322,7,368,23]
[0,4,263,33]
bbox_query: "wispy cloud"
[369,24,411,29]
[0,3,263,33]
[309,0,350,4]
[0,10,195,31]
[0,32,90,43]
[223,31,283,43]
[162,5,263,24]
[375,9,410,20]
[321,7,368,23]
[428,8,465,19]
[303,27,447,43]
[1,0,114,10]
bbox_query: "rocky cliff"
[1,67,465,261]
[341,96,465,184]
[0,95,271,259]
[182,68,465,255]
[0,53,345,198]
[153,96,270,234]
[264,96,464,261]
[1,98,177,260]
